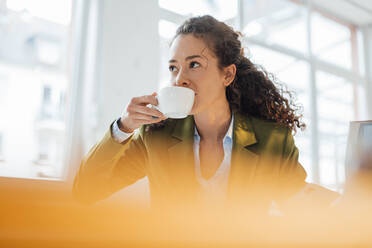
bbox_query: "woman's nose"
[174,80,189,87]
[173,72,190,87]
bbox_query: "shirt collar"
[194,114,234,141]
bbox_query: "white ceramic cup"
[154,86,195,119]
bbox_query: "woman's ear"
[224,64,237,86]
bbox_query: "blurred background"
[0,0,371,207]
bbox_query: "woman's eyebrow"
[168,55,202,63]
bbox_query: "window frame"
[0,0,94,204]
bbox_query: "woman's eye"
[190,61,200,68]
[169,65,177,72]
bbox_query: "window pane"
[247,45,296,72]
[0,132,3,159]
[0,1,72,179]
[242,0,307,54]
[6,0,72,25]
[317,71,354,120]
[316,71,355,190]
[311,12,352,70]
[356,82,368,120]
[158,0,237,21]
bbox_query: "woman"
[73,15,307,211]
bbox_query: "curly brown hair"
[150,15,305,134]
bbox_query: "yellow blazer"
[73,112,307,209]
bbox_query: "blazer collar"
[232,112,258,148]
[171,115,195,142]
[169,112,258,148]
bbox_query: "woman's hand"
[119,92,167,133]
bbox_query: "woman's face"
[168,34,233,115]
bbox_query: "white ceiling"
[311,0,372,26]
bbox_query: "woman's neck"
[193,99,231,142]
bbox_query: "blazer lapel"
[167,115,198,188]
[227,112,260,201]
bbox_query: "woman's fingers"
[120,92,165,131]
[129,105,165,118]
[131,94,158,106]
[132,113,165,123]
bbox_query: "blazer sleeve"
[72,121,148,205]
[275,128,307,203]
